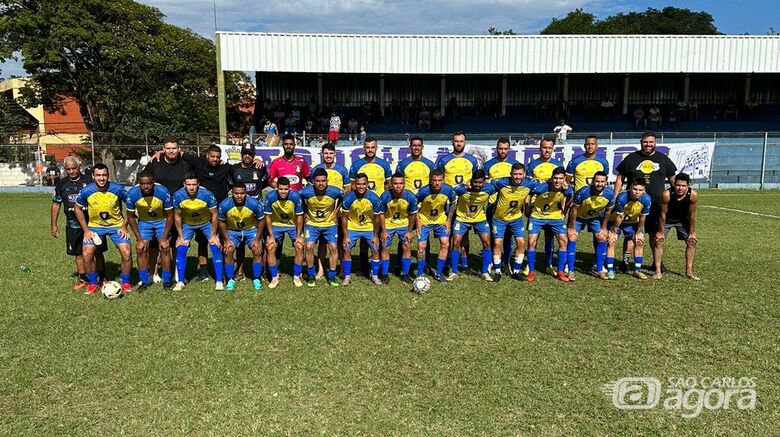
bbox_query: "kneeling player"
[566,171,614,281]
[491,163,538,281]
[218,183,265,292]
[607,178,652,280]
[526,167,573,282]
[342,173,383,285]
[449,169,496,282]
[379,173,418,284]
[264,177,305,288]
[416,169,456,282]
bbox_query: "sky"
[1,0,777,79]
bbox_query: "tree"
[541,7,720,35]
[487,27,517,35]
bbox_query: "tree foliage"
[487,27,517,35]
[541,7,720,35]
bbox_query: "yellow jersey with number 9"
[530,183,573,220]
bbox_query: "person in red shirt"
[268,134,311,192]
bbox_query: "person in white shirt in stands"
[553,120,572,145]
[328,112,341,144]
[599,96,615,121]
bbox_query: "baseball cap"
[241,144,255,155]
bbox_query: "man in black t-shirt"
[229,144,270,280]
[615,131,676,272]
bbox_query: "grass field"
[1,190,778,434]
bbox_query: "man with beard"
[269,134,310,192]
[526,167,573,283]
[527,138,565,276]
[483,137,518,272]
[566,135,609,192]
[654,172,700,280]
[567,171,614,281]
[448,169,496,282]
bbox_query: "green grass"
[0,191,778,434]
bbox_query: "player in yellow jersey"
[264,177,305,288]
[218,183,265,292]
[416,169,456,282]
[379,173,419,284]
[341,173,383,286]
[566,135,610,192]
[396,136,435,194]
[526,138,566,275]
[526,167,573,282]
[483,137,519,272]
[300,168,343,287]
[448,169,496,282]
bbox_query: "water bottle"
[20,265,31,273]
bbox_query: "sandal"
[685,274,701,281]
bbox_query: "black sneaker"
[511,271,525,281]
[135,283,151,293]
[162,282,173,290]
[619,261,628,274]
[462,266,477,276]
[493,271,502,282]
[381,275,390,285]
[433,273,446,283]
[400,274,414,284]
[195,269,211,282]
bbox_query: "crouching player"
[607,178,652,280]
[566,171,614,281]
[341,173,383,285]
[218,183,265,292]
[526,167,573,282]
[171,172,224,291]
[448,169,496,282]
[126,171,174,291]
[416,169,456,282]
[655,172,700,280]
[264,177,305,288]
[379,173,418,284]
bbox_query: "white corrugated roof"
[217,32,780,74]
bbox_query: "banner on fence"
[219,142,715,180]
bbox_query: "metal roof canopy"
[217,32,780,75]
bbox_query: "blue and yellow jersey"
[492,177,539,222]
[126,184,173,222]
[300,185,342,228]
[311,163,350,190]
[218,196,263,231]
[172,187,218,226]
[380,189,419,229]
[396,157,435,193]
[483,157,517,181]
[264,190,303,228]
[349,157,393,195]
[75,182,127,228]
[573,186,615,220]
[453,183,496,223]
[614,191,652,224]
[530,183,574,220]
[342,190,383,232]
[566,155,610,192]
[435,153,480,186]
[417,184,456,226]
[527,157,565,182]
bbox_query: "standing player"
[51,156,106,290]
[566,135,609,192]
[311,143,351,278]
[264,177,305,288]
[218,183,265,292]
[490,163,538,281]
[566,171,614,281]
[527,138,565,276]
[300,168,342,287]
[526,167,573,282]
[396,136,435,194]
[171,172,225,291]
[416,169,456,282]
[341,173,383,286]
[448,169,496,282]
[608,178,652,280]
[379,173,418,284]
[655,173,699,280]
[230,144,270,281]
[269,134,311,191]
[126,171,174,291]
[483,137,518,270]
[73,163,133,295]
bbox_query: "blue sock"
[607,256,615,273]
[343,260,352,276]
[502,237,512,266]
[139,269,149,285]
[327,270,336,280]
[635,256,643,271]
[417,257,427,276]
[493,256,502,273]
[371,260,380,276]
[293,264,302,277]
[545,239,554,267]
[210,244,223,282]
[401,258,411,275]
[269,264,278,278]
[567,241,577,272]
[436,257,446,276]
[381,259,390,276]
[87,272,98,285]
[512,256,523,273]
[161,270,171,284]
[120,273,131,285]
[225,263,235,281]
[557,249,567,273]
[252,262,262,279]
[176,245,188,282]
[480,249,492,274]
[460,250,468,268]
[528,250,536,273]
[307,266,316,278]
[595,242,607,273]
[450,250,461,274]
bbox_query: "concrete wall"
[0,163,39,186]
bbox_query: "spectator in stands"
[648,105,662,129]
[553,120,572,145]
[535,100,546,122]
[689,100,699,121]
[446,97,459,120]
[667,107,680,129]
[600,96,615,121]
[328,111,341,144]
[555,100,570,122]
[306,96,319,118]
[401,99,411,124]
[418,107,431,131]
[45,161,61,186]
[348,117,359,142]
[633,106,647,129]
[358,126,367,144]
[523,134,537,146]
[676,99,689,121]
[745,96,759,120]
[723,96,739,120]
[370,100,381,123]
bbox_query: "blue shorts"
[384,227,410,247]
[138,220,167,241]
[528,217,566,236]
[272,225,297,244]
[618,222,640,239]
[574,218,603,234]
[453,220,490,237]
[492,218,525,239]
[182,222,213,241]
[84,226,131,246]
[304,224,337,244]
[345,230,377,251]
[419,224,448,241]
[227,229,258,248]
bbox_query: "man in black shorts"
[655,172,699,280]
[614,131,676,273]
[50,156,106,290]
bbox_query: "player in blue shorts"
[379,173,419,284]
[566,171,614,281]
[341,173,383,286]
[448,169,496,282]
[73,163,133,295]
[126,171,174,291]
[607,178,652,280]
[264,177,305,288]
[526,166,574,282]
[527,138,565,276]
[171,172,224,291]
[300,168,343,287]
[416,169,457,282]
[218,183,265,292]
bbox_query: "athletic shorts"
[492,218,525,239]
[66,226,107,256]
[304,224,337,244]
[345,230,377,251]
[617,222,641,239]
[574,218,603,234]
[384,227,410,247]
[227,229,259,248]
[138,219,167,241]
[182,222,213,242]
[83,226,131,246]
[527,217,566,236]
[272,225,297,244]
[328,130,339,142]
[664,222,690,240]
[453,220,490,237]
[419,224,448,241]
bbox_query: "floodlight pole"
[216,33,227,145]
[760,131,768,190]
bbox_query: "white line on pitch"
[700,205,780,219]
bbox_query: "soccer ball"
[412,276,431,294]
[101,281,123,299]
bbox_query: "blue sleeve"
[482,160,493,176]
[395,159,407,175]
[206,192,217,209]
[599,157,610,175]
[113,184,127,201]
[252,198,264,218]
[126,188,138,210]
[348,161,359,180]
[615,194,625,213]
[371,193,383,214]
[308,165,319,184]
[75,186,90,207]
[379,192,390,213]
[564,186,574,197]
[157,186,173,210]
[382,160,392,179]
[453,184,466,196]
[340,167,350,184]
[217,201,228,221]
[468,154,480,170]
[565,157,577,175]
[642,195,652,215]
[425,158,435,172]
[445,186,457,204]
[435,154,446,170]
[526,160,536,177]
[486,182,497,195]
[263,193,274,215]
[341,192,353,211]
[294,194,304,215]
[573,188,584,206]
[416,188,427,204]
[407,192,419,213]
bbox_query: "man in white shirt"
[328,112,341,144]
[553,120,573,144]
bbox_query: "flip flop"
[685,274,701,281]
[652,273,663,279]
